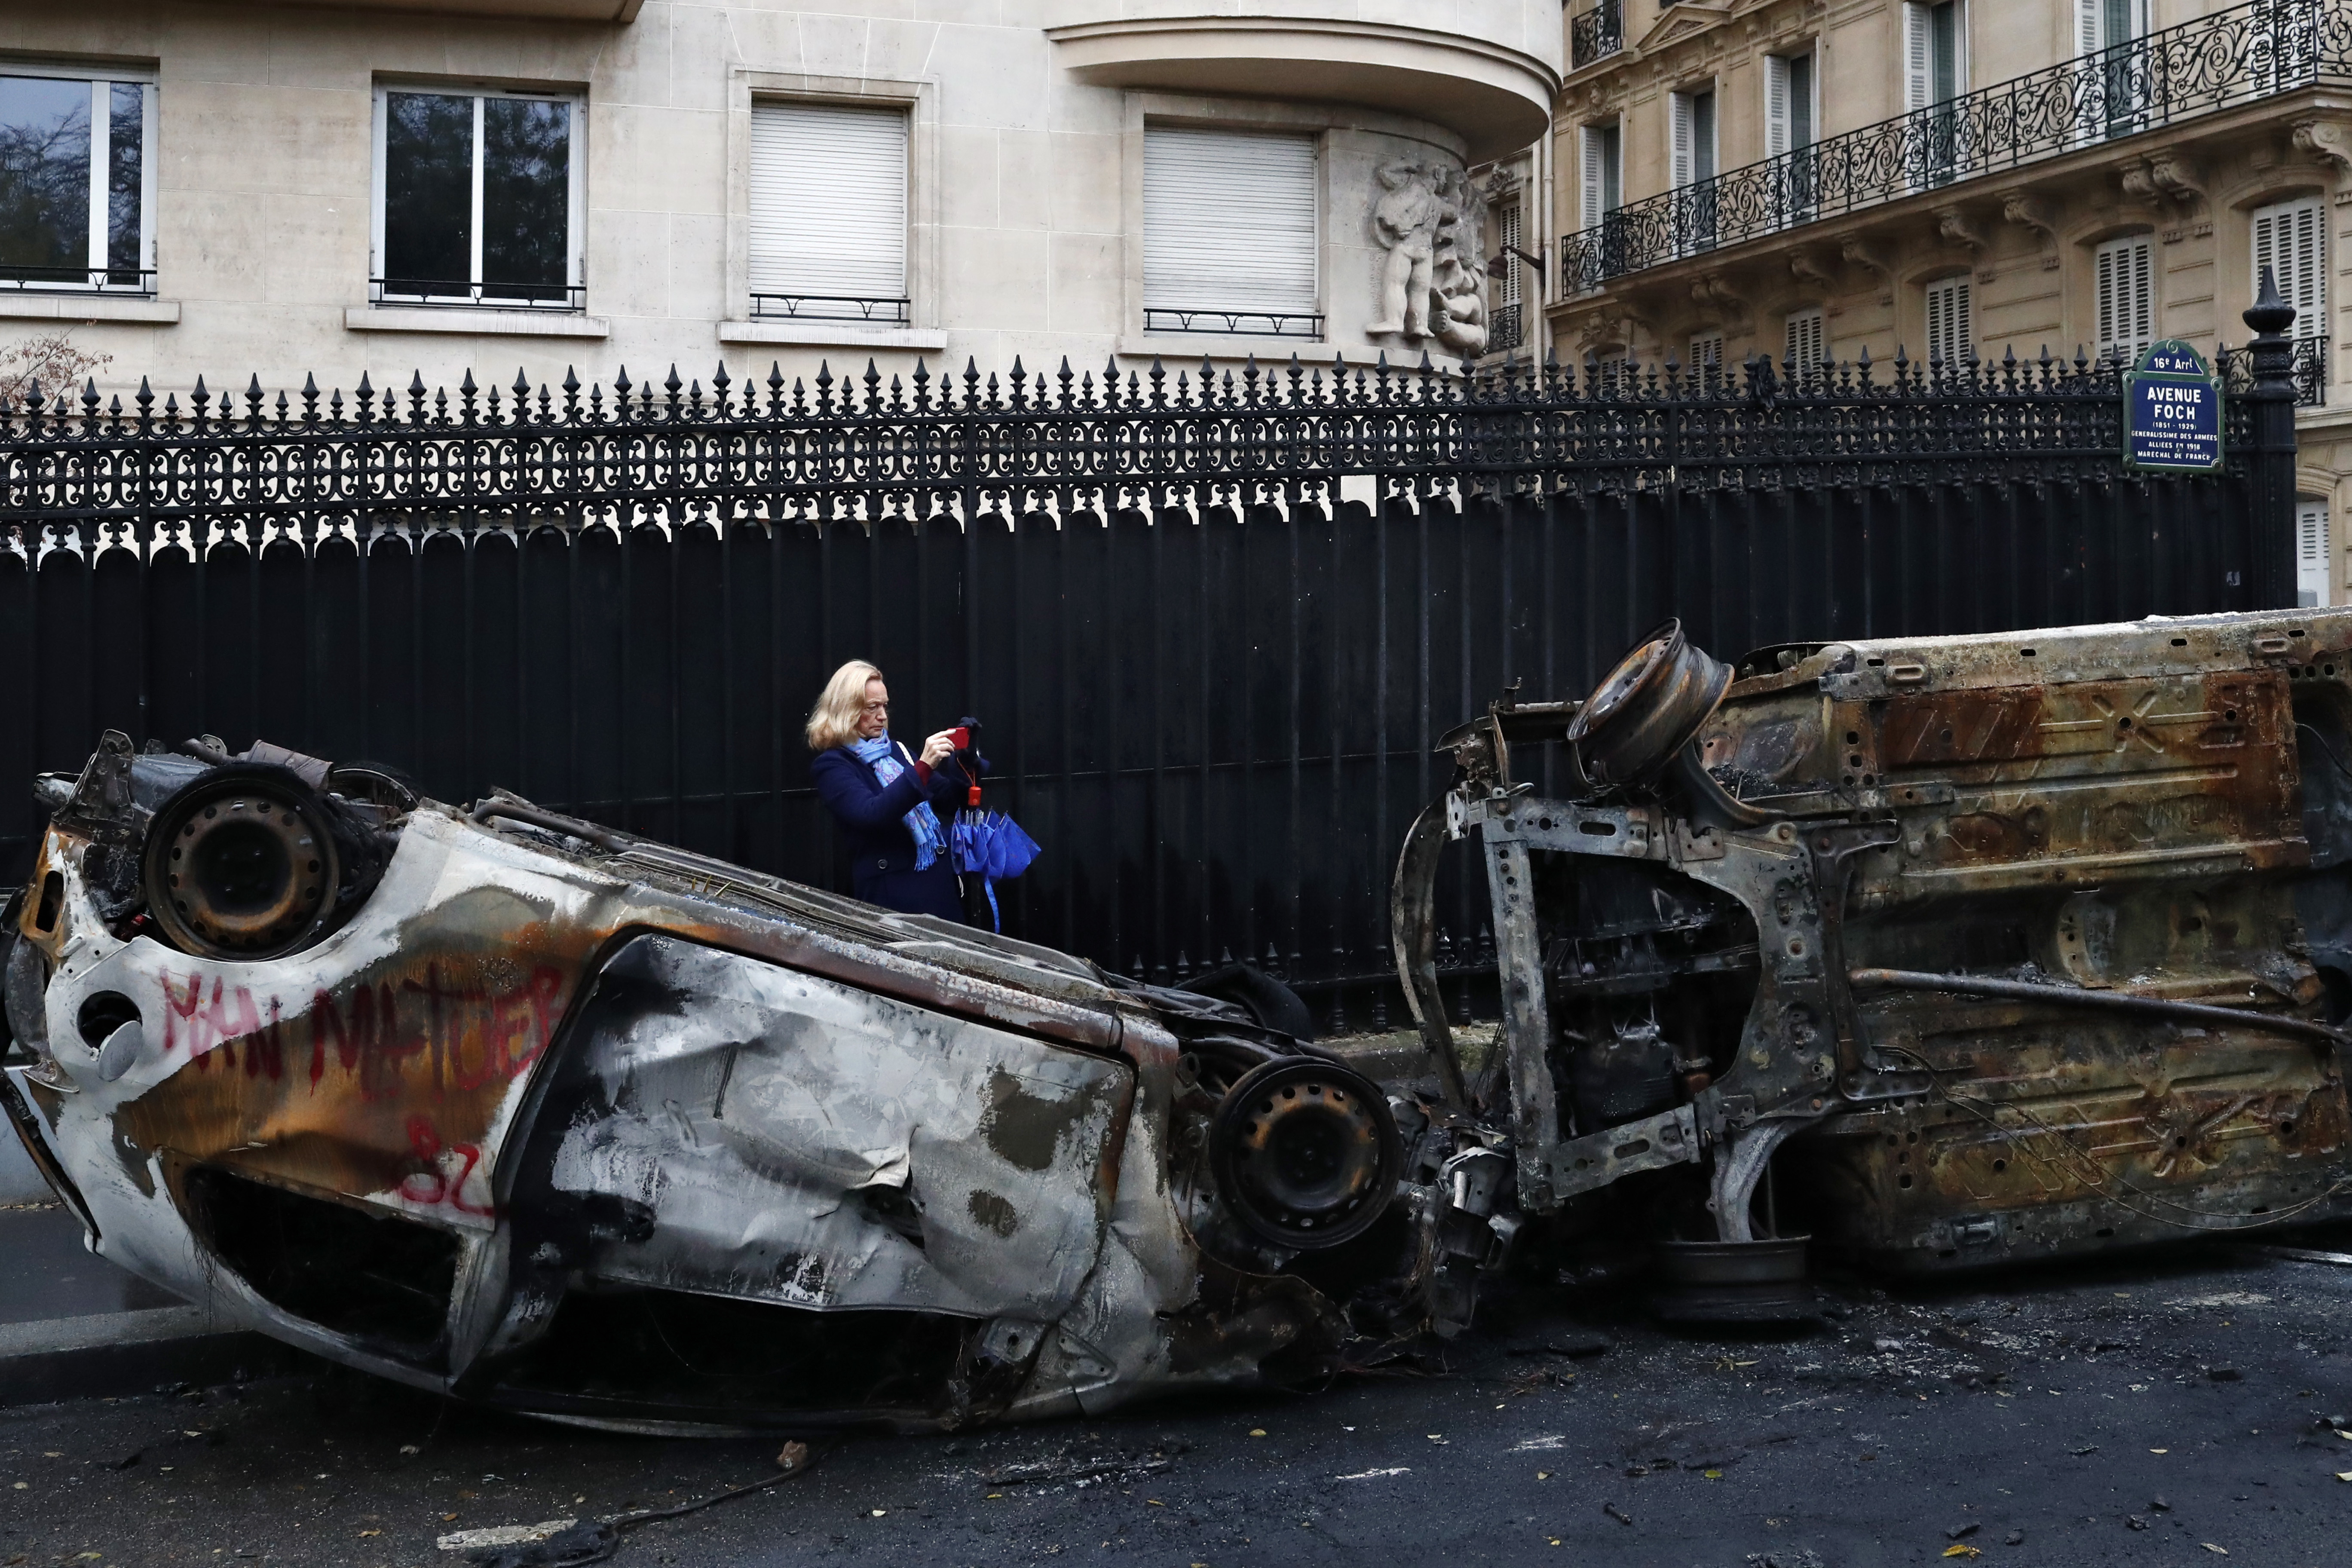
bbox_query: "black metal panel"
[0,344,2301,1023]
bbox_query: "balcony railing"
[1488,302,1524,356]
[2224,332,2330,405]
[749,293,912,325]
[1143,307,1325,338]
[0,266,157,298]
[1562,0,2352,292]
[1571,0,1623,70]
[371,278,584,312]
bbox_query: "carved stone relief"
[1367,159,1490,356]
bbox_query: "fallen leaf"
[2337,1472,2352,1482]
[1536,1471,1551,1480]
[441,1513,458,1522]
[870,1509,886,1518]
[1248,1429,1267,1438]
[1703,1470,1723,1480]
[2201,1546,2227,1557]
[357,1531,380,1539]
[2150,1449,2168,1455]
[1942,1548,1981,1559]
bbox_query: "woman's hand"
[919,730,957,768]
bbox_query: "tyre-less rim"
[1209,1057,1402,1249]
[141,767,342,959]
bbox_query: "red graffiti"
[161,961,565,1104]
[398,1113,493,1216]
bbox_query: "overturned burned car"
[8,603,2352,1429]
[1,741,1440,1431]
[1396,606,2352,1312]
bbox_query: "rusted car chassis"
[1396,608,2352,1306]
[1,741,1469,1432]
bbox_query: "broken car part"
[0,735,1479,1433]
[1396,609,2352,1317]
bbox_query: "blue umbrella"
[952,809,1041,931]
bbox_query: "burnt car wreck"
[8,605,2352,1430]
[1395,606,2352,1314]
[1,741,1434,1432]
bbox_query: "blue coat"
[808,742,981,923]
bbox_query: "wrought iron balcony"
[371,278,584,312]
[2225,333,2330,406]
[750,293,912,325]
[1143,307,1325,338]
[1571,0,1622,70]
[0,266,157,298]
[1488,302,1524,356]
[1562,0,2352,293]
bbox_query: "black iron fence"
[0,311,2304,1028]
[1563,0,2352,291]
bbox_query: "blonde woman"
[805,660,979,921]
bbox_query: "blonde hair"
[807,660,884,751]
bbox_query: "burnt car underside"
[9,606,2352,1430]
[1393,607,2352,1313]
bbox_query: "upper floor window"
[750,101,908,325]
[2078,0,2150,141]
[373,86,581,311]
[2300,497,2332,607]
[1902,2,1964,110]
[0,69,153,295]
[2094,234,2154,365]
[1766,51,1818,220]
[1669,86,1718,254]
[1579,120,1622,228]
[1923,274,1972,366]
[1143,126,1319,338]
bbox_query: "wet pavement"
[3,1233,2349,1568]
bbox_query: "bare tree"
[0,330,113,408]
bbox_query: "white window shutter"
[1144,127,1318,318]
[1499,202,1522,307]
[1581,126,1604,229]
[2094,235,2154,361]
[1670,94,1694,189]
[2077,0,2102,54]
[2254,197,2327,342]
[2298,499,2331,606]
[1689,333,1724,367]
[1903,3,1932,112]
[1925,276,1971,364]
[1764,56,1791,159]
[749,102,907,304]
[1785,307,1824,368]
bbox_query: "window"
[0,69,153,294]
[1579,120,1622,228]
[1496,202,1522,311]
[1765,51,1818,220]
[1904,2,1965,187]
[2095,235,2154,364]
[372,86,581,310]
[1143,126,1318,337]
[2300,499,2331,607]
[749,101,908,324]
[2077,0,2150,141]
[2253,197,2326,344]
[1923,274,1972,365]
[1689,333,1724,370]
[1785,307,1825,371]
[1669,86,1718,254]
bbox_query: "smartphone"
[949,726,971,750]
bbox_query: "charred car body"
[1,741,1448,1431]
[1395,607,2352,1308]
[9,604,2352,1427]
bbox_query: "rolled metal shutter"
[749,101,907,304]
[1143,127,1318,318]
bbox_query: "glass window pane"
[107,83,142,279]
[0,76,92,281]
[383,92,473,294]
[481,97,569,301]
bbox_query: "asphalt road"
[5,1237,2350,1568]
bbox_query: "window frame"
[745,95,912,326]
[0,61,157,297]
[2298,496,2332,607]
[369,81,586,312]
[1580,118,1623,229]
[2093,232,2156,366]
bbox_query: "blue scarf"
[851,734,945,872]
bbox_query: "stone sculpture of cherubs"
[1366,162,1442,338]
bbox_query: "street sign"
[2123,338,2223,472]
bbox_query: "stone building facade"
[0,0,1556,393]
[1551,0,2352,603]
